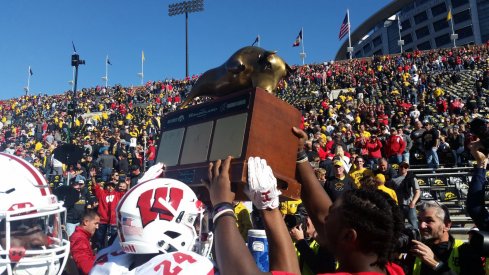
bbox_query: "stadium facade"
[335,0,489,60]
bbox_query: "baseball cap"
[73,179,85,185]
[375,174,386,183]
[333,160,344,167]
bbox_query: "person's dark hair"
[340,189,403,269]
[80,209,99,224]
[359,175,376,190]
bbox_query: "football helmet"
[117,177,211,256]
[0,153,69,275]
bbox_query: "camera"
[284,204,308,230]
[469,118,489,154]
[284,213,307,230]
[397,225,421,253]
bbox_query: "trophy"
[156,46,302,201]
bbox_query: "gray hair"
[418,201,451,224]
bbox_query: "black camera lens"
[397,225,421,253]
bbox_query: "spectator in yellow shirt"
[374,174,398,204]
[349,157,373,189]
[233,201,253,241]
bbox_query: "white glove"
[138,162,166,184]
[245,157,281,210]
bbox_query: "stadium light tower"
[168,0,204,78]
[70,43,85,142]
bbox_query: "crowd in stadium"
[1,42,489,274]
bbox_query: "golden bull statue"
[179,46,292,108]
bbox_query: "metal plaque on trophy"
[156,87,301,201]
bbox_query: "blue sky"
[0,0,391,100]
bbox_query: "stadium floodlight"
[69,44,85,142]
[168,0,204,78]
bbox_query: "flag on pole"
[252,35,260,46]
[446,9,452,21]
[292,30,302,47]
[142,51,145,62]
[29,67,33,76]
[107,58,112,65]
[338,12,350,40]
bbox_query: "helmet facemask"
[0,199,69,275]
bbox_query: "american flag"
[292,30,302,47]
[338,12,349,40]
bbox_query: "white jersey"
[90,240,217,275]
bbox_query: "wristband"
[212,202,233,217]
[297,150,308,161]
[433,261,443,271]
[212,209,235,224]
[296,157,309,164]
[213,212,236,226]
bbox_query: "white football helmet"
[0,153,69,275]
[117,177,211,256]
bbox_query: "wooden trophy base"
[156,88,302,202]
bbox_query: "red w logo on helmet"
[137,187,184,227]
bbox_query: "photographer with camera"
[409,201,483,274]
[287,204,336,275]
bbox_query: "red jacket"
[386,135,406,157]
[315,146,328,160]
[366,139,383,159]
[436,99,448,113]
[92,184,124,225]
[70,226,95,275]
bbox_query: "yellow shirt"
[358,130,371,138]
[34,142,43,152]
[378,185,398,204]
[434,87,444,98]
[349,168,374,189]
[355,116,361,124]
[233,202,253,241]
[280,200,303,215]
